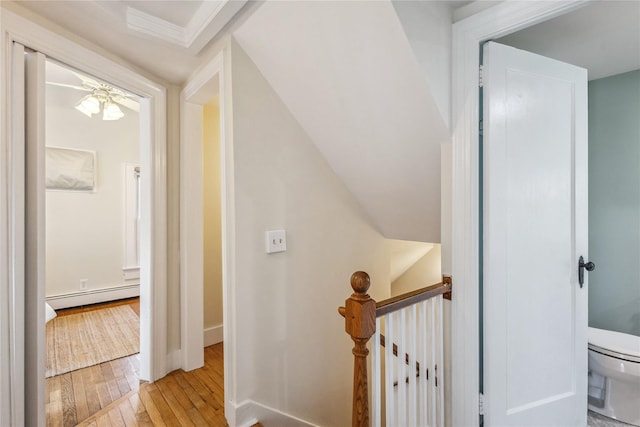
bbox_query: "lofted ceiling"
[10,0,247,84]
[11,0,456,242]
[234,1,450,242]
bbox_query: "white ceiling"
[234,1,450,242]
[11,0,246,84]
[497,1,640,80]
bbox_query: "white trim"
[126,1,247,53]
[180,49,224,371]
[234,400,320,427]
[185,1,247,54]
[166,349,183,373]
[122,267,141,281]
[1,10,168,424]
[450,1,589,425]
[204,325,224,347]
[180,43,237,425]
[126,7,186,48]
[179,101,205,372]
[2,41,26,427]
[45,283,140,310]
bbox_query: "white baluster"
[398,308,407,427]
[420,300,428,426]
[385,312,395,426]
[373,317,381,427]
[430,298,437,427]
[438,295,445,427]
[408,304,417,426]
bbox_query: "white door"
[483,42,588,425]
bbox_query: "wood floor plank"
[107,407,127,427]
[128,392,145,417]
[138,384,166,426]
[60,372,78,427]
[102,361,123,402]
[153,380,195,427]
[94,411,111,427]
[95,377,113,409]
[164,375,196,412]
[118,398,140,427]
[83,363,103,415]
[72,369,90,422]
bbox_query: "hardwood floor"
[78,345,227,427]
[47,298,229,426]
[47,345,227,426]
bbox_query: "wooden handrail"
[339,272,452,427]
[376,277,451,317]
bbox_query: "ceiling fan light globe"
[103,102,124,121]
[74,104,93,118]
[80,95,101,114]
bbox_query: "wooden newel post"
[338,271,376,427]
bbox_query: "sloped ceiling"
[234,1,450,242]
[389,240,435,282]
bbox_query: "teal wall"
[589,69,640,337]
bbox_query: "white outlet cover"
[266,229,287,253]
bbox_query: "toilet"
[588,327,640,426]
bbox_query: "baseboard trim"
[46,284,140,310]
[234,400,319,427]
[204,325,223,347]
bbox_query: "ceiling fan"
[46,71,139,121]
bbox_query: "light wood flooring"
[47,299,229,426]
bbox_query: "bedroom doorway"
[7,36,166,425]
[43,59,144,425]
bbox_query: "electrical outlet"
[265,230,287,254]
[80,279,88,290]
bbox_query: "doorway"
[451,1,639,424]
[494,4,640,425]
[180,49,235,422]
[2,12,167,423]
[43,59,143,425]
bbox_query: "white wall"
[45,82,139,296]
[231,40,391,426]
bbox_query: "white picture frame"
[45,146,97,192]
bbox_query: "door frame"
[0,7,168,424]
[180,41,237,425]
[450,1,588,424]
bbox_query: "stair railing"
[339,271,452,427]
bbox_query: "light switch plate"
[266,229,286,254]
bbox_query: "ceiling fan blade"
[46,81,91,91]
[115,96,140,113]
[71,71,103,88]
